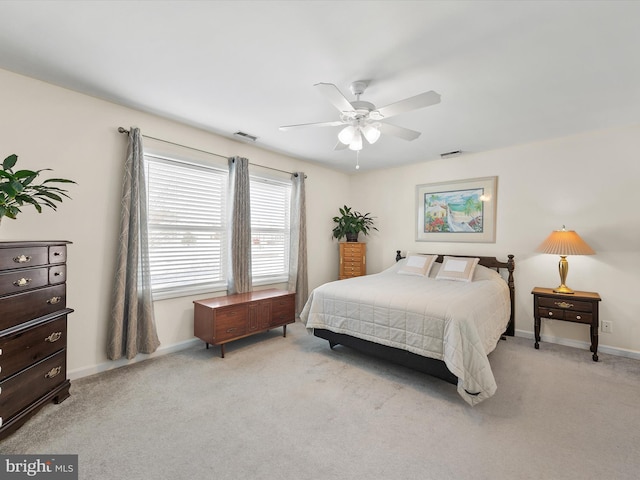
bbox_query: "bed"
[300,252,515,405]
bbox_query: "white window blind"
[146,154,228,296]
[250,176,291,284]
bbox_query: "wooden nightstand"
[532,287,602,361]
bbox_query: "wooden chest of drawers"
[194,289,295,358]
[339,242,366,279]
[0,241,73,440]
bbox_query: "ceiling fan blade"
[334,141,348,151]
[378,122,422,141]
[314,83,355,113]
[377,91,441,119]
[279,120,344,131]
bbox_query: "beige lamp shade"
[536,228,595,256]
[536,226,595,294]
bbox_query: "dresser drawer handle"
[53,251,62,257]
[555,301,574,309]
[47,296,62,305]
[226,328,237,333]
[45,332,63,343]
[45,366,62,379]
[54,271,62,277]
[13,277,32,287]
[548,311,553,316]
[13,254,32,264]
[576,315,582,320]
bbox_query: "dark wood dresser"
[194,289,295,358]
[0,241,73,440]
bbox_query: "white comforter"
[300,259,511,405]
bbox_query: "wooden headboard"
[395,250,516,336]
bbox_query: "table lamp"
[536,226,595,294]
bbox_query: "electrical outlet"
[601,320,613,334]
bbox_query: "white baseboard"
[515,329,640,361]
[67,338,202,381]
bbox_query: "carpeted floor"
[2,321,639,480]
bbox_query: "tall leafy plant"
[332,205,377,241]
[0,154,75,222]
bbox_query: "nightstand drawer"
[565,311,592,324]
[538,307,565,319]
[538,297,593,312]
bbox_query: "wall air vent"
[233,131,258,142]
[440,150,462,159]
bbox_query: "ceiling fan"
[279,81,441,151]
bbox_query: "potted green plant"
[332,205,377,242]
[0,154,75,225]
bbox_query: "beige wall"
[0,68,349,378]
[348,125,640,356]
[2,66,638,381]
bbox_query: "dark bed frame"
[313,251,515,386]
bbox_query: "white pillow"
[397,254,437,276]
[435,256,480,282]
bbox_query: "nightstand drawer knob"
[576,315,581,320]
[548,312,553,316]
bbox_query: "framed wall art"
[416,176,497,243]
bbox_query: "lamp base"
[553,284,575,294]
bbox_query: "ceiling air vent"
[440,150,462,158]
[233,131,258,142]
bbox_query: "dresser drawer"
[49,265,66,284]
[0,350,66,423]
[0,246,49,271]
[49,245,67,264]
[341,266,363,275]
[271,295,294,326]
[341,271,363,279]
[0,315,67,381]
[215,306,248,342]
[342,256,363,263]
[0,284,66,331]
[0,267,50,297]
[538,296,593,313]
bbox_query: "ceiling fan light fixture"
[362,124,381,144]
[348,130,363,151]
[338,125,356,145]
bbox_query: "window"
[250,176,291,285]
[145,153,292,298]
[146,154,228,297]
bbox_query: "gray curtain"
[107,127,160,360]
[227,156,252,294]
[288,172,308,316]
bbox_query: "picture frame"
[416,176,497,243]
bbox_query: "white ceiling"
[1,1,639,173]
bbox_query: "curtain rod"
[118,127,305,178]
